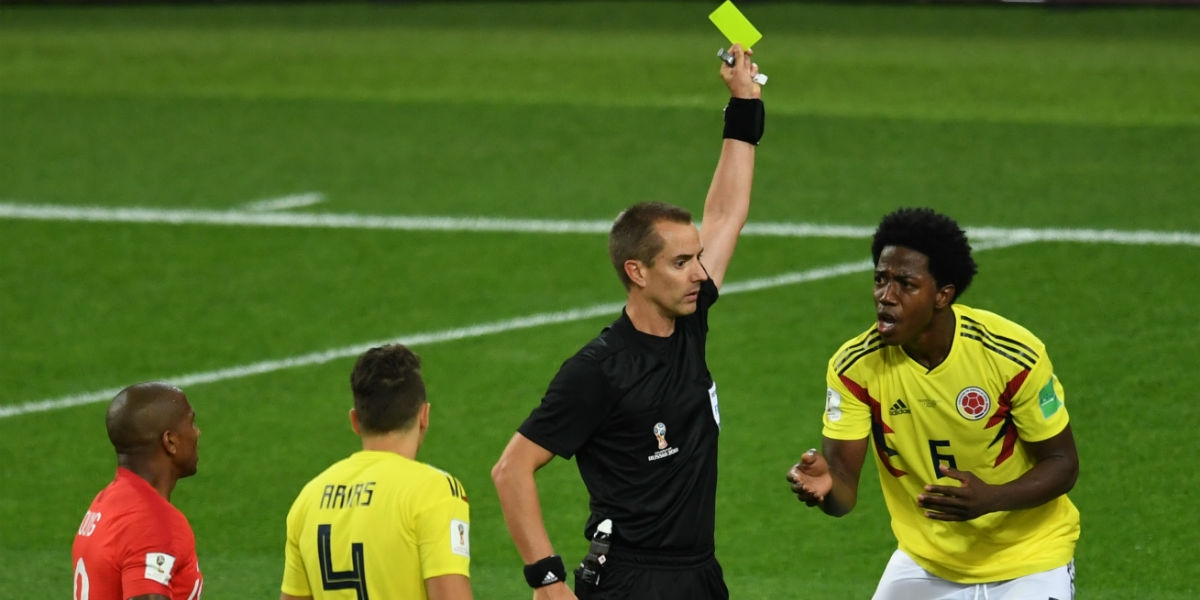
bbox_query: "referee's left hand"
[917,465,1000,521]
[720,44,762,100]
[534,581,577,600]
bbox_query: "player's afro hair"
[871,207,978,301]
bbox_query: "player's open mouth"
[877,313,897,335]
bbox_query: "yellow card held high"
[708,0,762,49]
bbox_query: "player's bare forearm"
[810,459,864,517]
[426,573,474,600]
[994,425,1079,511]
[816,479,857,517]
[789,439,866,516]
[921,426,1078,520]
[820,437,868,516]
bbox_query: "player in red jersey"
[72,382,204,600]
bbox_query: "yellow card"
[708,0,762,49]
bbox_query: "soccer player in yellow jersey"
[280,344,472,600]
[787,208,1080,600]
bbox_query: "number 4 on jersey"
[318,524,369,600]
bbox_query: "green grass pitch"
[1,2,1198,598]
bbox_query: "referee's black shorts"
[575,551,728,600]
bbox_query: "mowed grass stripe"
[0,234,1119,420]
[1,258,884,419]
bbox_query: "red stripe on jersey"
[840,374,907,477]
[986,369,1028,467]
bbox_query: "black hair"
[350,344,426,434]
[871,207,977,301]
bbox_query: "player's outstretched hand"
[918,465,1001,521]
[720,44,762,100]
[787,449,833,507]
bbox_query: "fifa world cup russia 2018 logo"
[653,422,668,449]
[955,387,991,421]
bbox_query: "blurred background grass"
[1,2,1197,598]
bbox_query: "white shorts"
[871,549,1075,600]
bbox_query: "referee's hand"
[534,581,577,600]
[719,44,762,100]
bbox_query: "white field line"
[0,302,623,419]
[241,192,325,212]
[1,196,1195,418]
[0,237,1038,420]
[0,202,612,234]
[1,201,1199,245]
[720,237,1031,295]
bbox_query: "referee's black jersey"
[519,277,722,556]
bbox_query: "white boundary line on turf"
[0,238,1033,420]
[1,201,1198,245]
[241,192,325,212]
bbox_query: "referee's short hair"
[871,207,978,302]
[350,344,426,434]
[609,201,694,289]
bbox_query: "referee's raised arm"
[700,43,764,290]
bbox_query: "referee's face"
[644,221,708,317]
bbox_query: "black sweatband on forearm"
[524,554,567,588]
[723,97,765,145]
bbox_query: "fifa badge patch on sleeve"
[450,519,470,558]
[825,388,843,422]
[1039,375,1063,419]
[144,552,176,586]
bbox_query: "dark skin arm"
[918,425,1079,521]
[792,427,1079,521]
[787,436,870,517]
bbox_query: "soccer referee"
[492,44,765,600]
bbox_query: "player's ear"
[349,408,362,435]
[418,402,430,432]
[625,259,647,288]
[161,429,177,456]
[935,284,955,310]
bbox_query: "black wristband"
[524,555,567,588]
[723,97,765,145]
